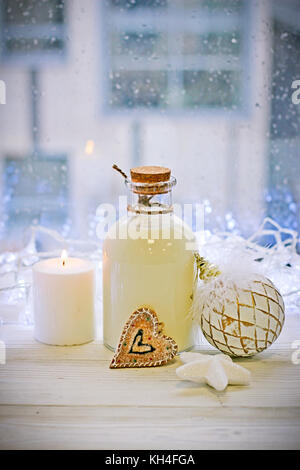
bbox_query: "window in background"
[104,0,248,113]
[0,1,300,251]
[267,0,300,237]
[3,155,69,242]
[0,0,66,64]
[0,0,68,244]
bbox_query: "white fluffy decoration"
[176,352,251,391]
[195,217,300,309]
[191,218,293,356]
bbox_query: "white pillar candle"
[33,251,95,346]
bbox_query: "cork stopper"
[130,166,171,184]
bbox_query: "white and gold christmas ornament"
[176,352,251,391]
[192,254,285,357]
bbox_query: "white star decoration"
[176,352,251,392]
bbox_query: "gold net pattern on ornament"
[201,279,285,356]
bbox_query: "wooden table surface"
[0,314,300,450]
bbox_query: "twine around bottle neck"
[127,204,174,216]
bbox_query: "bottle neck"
[127,192,173,216]
[126,176,176,216]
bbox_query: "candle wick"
[61,249,68,266]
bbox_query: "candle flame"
[85,140,94,156]
[61,249,68,267]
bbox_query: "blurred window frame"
[0,0,67,66]
[101,0,252,118]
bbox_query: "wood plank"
[1,405,300,450]
[0,314,299,449]
[0,358,221,407]
[1,348,300,408]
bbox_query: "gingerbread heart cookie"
[110,307,178,368]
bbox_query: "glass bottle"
[103,166,195,352]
